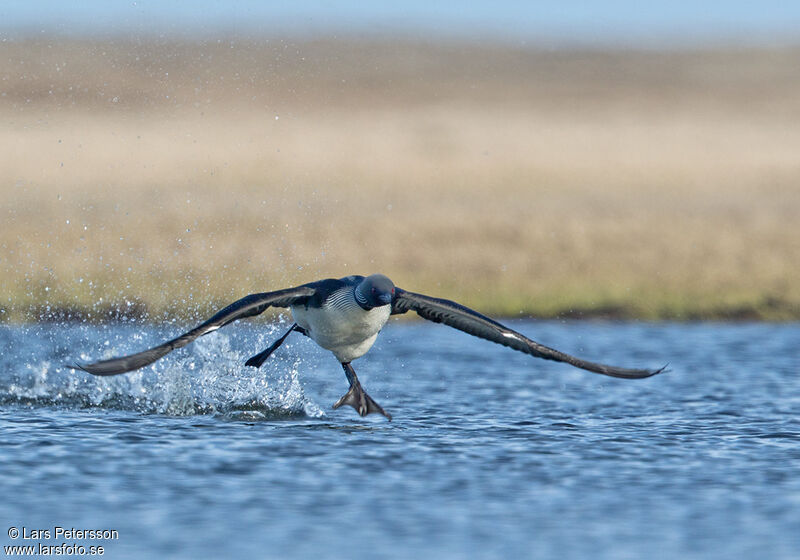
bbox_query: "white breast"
[290,289,391,363]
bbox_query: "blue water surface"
[1,320,799,559]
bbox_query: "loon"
[70,274,665,420]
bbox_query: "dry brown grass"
[2,37,799,321]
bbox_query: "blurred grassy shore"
[1,37,799,323]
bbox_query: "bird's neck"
[354,284,371,310]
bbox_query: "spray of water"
[0,321,325,420]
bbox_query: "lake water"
[1,319,798,559]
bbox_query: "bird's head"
[356,274,395,309]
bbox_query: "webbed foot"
[333,382,392,420]
[334,362,391,420]
[245,324,302,368]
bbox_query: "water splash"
[0,322,324,419]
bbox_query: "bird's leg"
[244,324,305,368]
[333,362,392,420]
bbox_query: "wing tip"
[608,362,669,379]
[643,363,669,378]
[64,361,123,376]
[64,362,104,375]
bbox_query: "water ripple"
[1,321,799,559]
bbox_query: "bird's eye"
[371,287,376,293]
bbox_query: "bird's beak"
[378,292,393,305]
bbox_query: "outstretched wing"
[69,285,316,376]
[391,288,665,379]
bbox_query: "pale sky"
[2,1,800,46]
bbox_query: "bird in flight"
[70,274,665,420]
